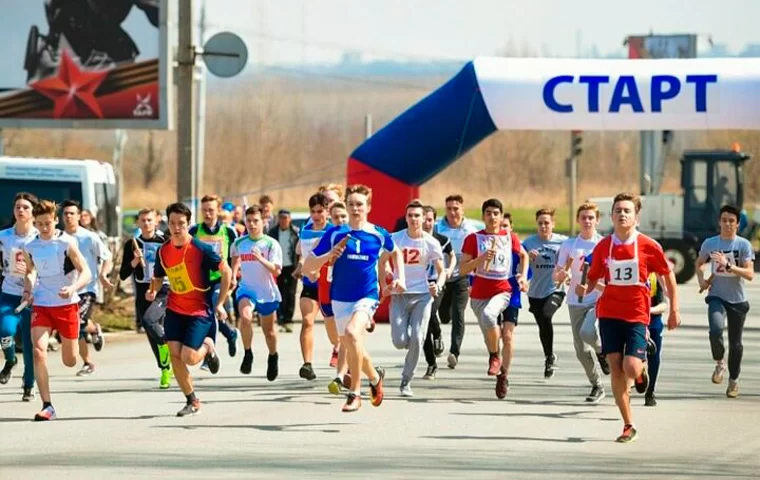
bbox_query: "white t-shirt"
[68,227,112,295]
[231,235,283,302]
[390,230,444,294]
[557,232,603,306]
[24,231,80,307]
[0,226,38,296]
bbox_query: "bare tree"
[143,131,163,188]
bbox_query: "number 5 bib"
[160,244,209,294]
[607,235,645,287]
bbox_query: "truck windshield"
[0,179,83,230]
[713,161,738,209]
[94,182,119,238]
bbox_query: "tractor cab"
[681,148,751,241]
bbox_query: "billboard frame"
[0,0,173,130]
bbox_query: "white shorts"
[332,298,379,336]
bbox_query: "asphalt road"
[0,279,758,479]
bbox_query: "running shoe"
[329,347,339,368]
[495,372,508,399]
[205,351,220,375]
[267,352,279,381]
[433,337,445,357]
[176,399,201,417]
[342,392,361,413]
[240,351,253,375]
[634,365,649,394]
[34,404,57,421]
[646,337,657,357]
[597,353,610,375]
[423,364,438,380]
[712,361,727,384]
[370,367,385,407]
[299,363,317,381]
[399,380,414,398]
[160,368,172,389]
[487,355,502,376]
[447,353,458,369]
[615,424,638,443]
[92,324,105,352]
[228,328,239,358]
[328,377,345,395]
[586,385,606,403]
[0,358,17,384]
[644,393,657,407]
[544,354,557,379]
[726,378,739,398]
[76,363,95,376]
[22,387,35,402]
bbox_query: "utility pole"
[0,129,4,155]
[569,131,583,236]
[176,0,196,207]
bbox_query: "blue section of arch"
[349,61,498,186]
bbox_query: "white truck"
[0,156,119,238]
[591,148,755,283]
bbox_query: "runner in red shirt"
[148,202,232,417]
[460,198,528,399]
[578,193,680,443]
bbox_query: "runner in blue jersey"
[304,184,405,413]
[293,192,331,380]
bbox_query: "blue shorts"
[599,318,647,360]
[235,289,280,316]
[499,305,519,326]
[320,303,334,318]
[164,309,214,350]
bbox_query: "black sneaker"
[177,399,201,417]
[299,363,317,381]
[646,337,657,357]
[240,350,253,375]
[228,328,238,358]
[433,336,445,357]
[92,324,105,352]
[423,364,438,380]
[634,365,649,394]
[267,353,279,381]
[597,353,610,375]
[585,385,606,403]
[205,351,220,375]
[544,354,557,379]
[0,358,17,384]
[22,387,35,402]
[644,393,657,407]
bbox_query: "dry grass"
[3,72,760,213]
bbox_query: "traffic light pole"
[177,0,196,206]
[568,131,582,236]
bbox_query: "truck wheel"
[661,240,696,284]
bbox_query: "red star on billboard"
[30,50,108,118]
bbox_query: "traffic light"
[662,130,674,145]
[571,130,583,157]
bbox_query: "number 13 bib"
[607,236,644,287]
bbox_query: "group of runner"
[0,186,754,443]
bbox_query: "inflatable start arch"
[346,57,760,228]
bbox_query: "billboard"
[628,34,698,59]
[0,0,171,129]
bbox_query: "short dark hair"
[166,202,192,222]
[406,199,424,211]
[503,212,513,223]
[481,198,503,214]
[61,200,81,212]
[535,208,555,219]
[422,205,436,219]
[258,194,273,205]
[445,194,464,204]
[612,192,642,213]
[330,201,346,213]
[245,205,263,217]
[14,192,38,207]
[720,204,741,221]
[308,193,329,209]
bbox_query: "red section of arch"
[346,157,418,323]
[346,157,419,230]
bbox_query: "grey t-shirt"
[522,233,568,299]
[699,235,755,304]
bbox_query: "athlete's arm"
[22,251,37,304]
[459,234,490,276]
[231,255,241,284]
[65,241,93,295]
[662,269,680,330]
[516,244,529,289]
[695,246,710,291]
[119,238,135,281]
[252,249,282,276]
[432,258,446,293]
[147,248,166,301]
[390,246,406,292]
[293,240,305,279]
[215,262,232,315]
[725,256,755,282]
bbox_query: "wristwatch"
[725,263,733,272]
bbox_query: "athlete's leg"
[449,277,469,358]
[261,312,278,355]
[607,352,633,425]
[390,295,411,351]
[20,308,35,389]
[32,327,52,403]
[169,341,192,395]
[707,298,727,362]
[239,298,255,350]
[299,296,319,363]
[402,296,433,382]
[726,302,749,381]
[646,326,663,397]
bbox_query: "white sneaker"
[400,381,414,397]
[712,361,727,384]
[447,353,458,369]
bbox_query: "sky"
[0,0,757,88]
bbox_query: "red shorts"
[32,304,80,340]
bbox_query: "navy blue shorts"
[498,306,519,326]
[320,303,334,318]
[599,318,647,360]
[164,309,214,350]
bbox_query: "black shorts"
[78,292,96,336]
[528,292,565,319]
[499,306,519,326]
[599,318,647,360]
[300,284,319,301]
